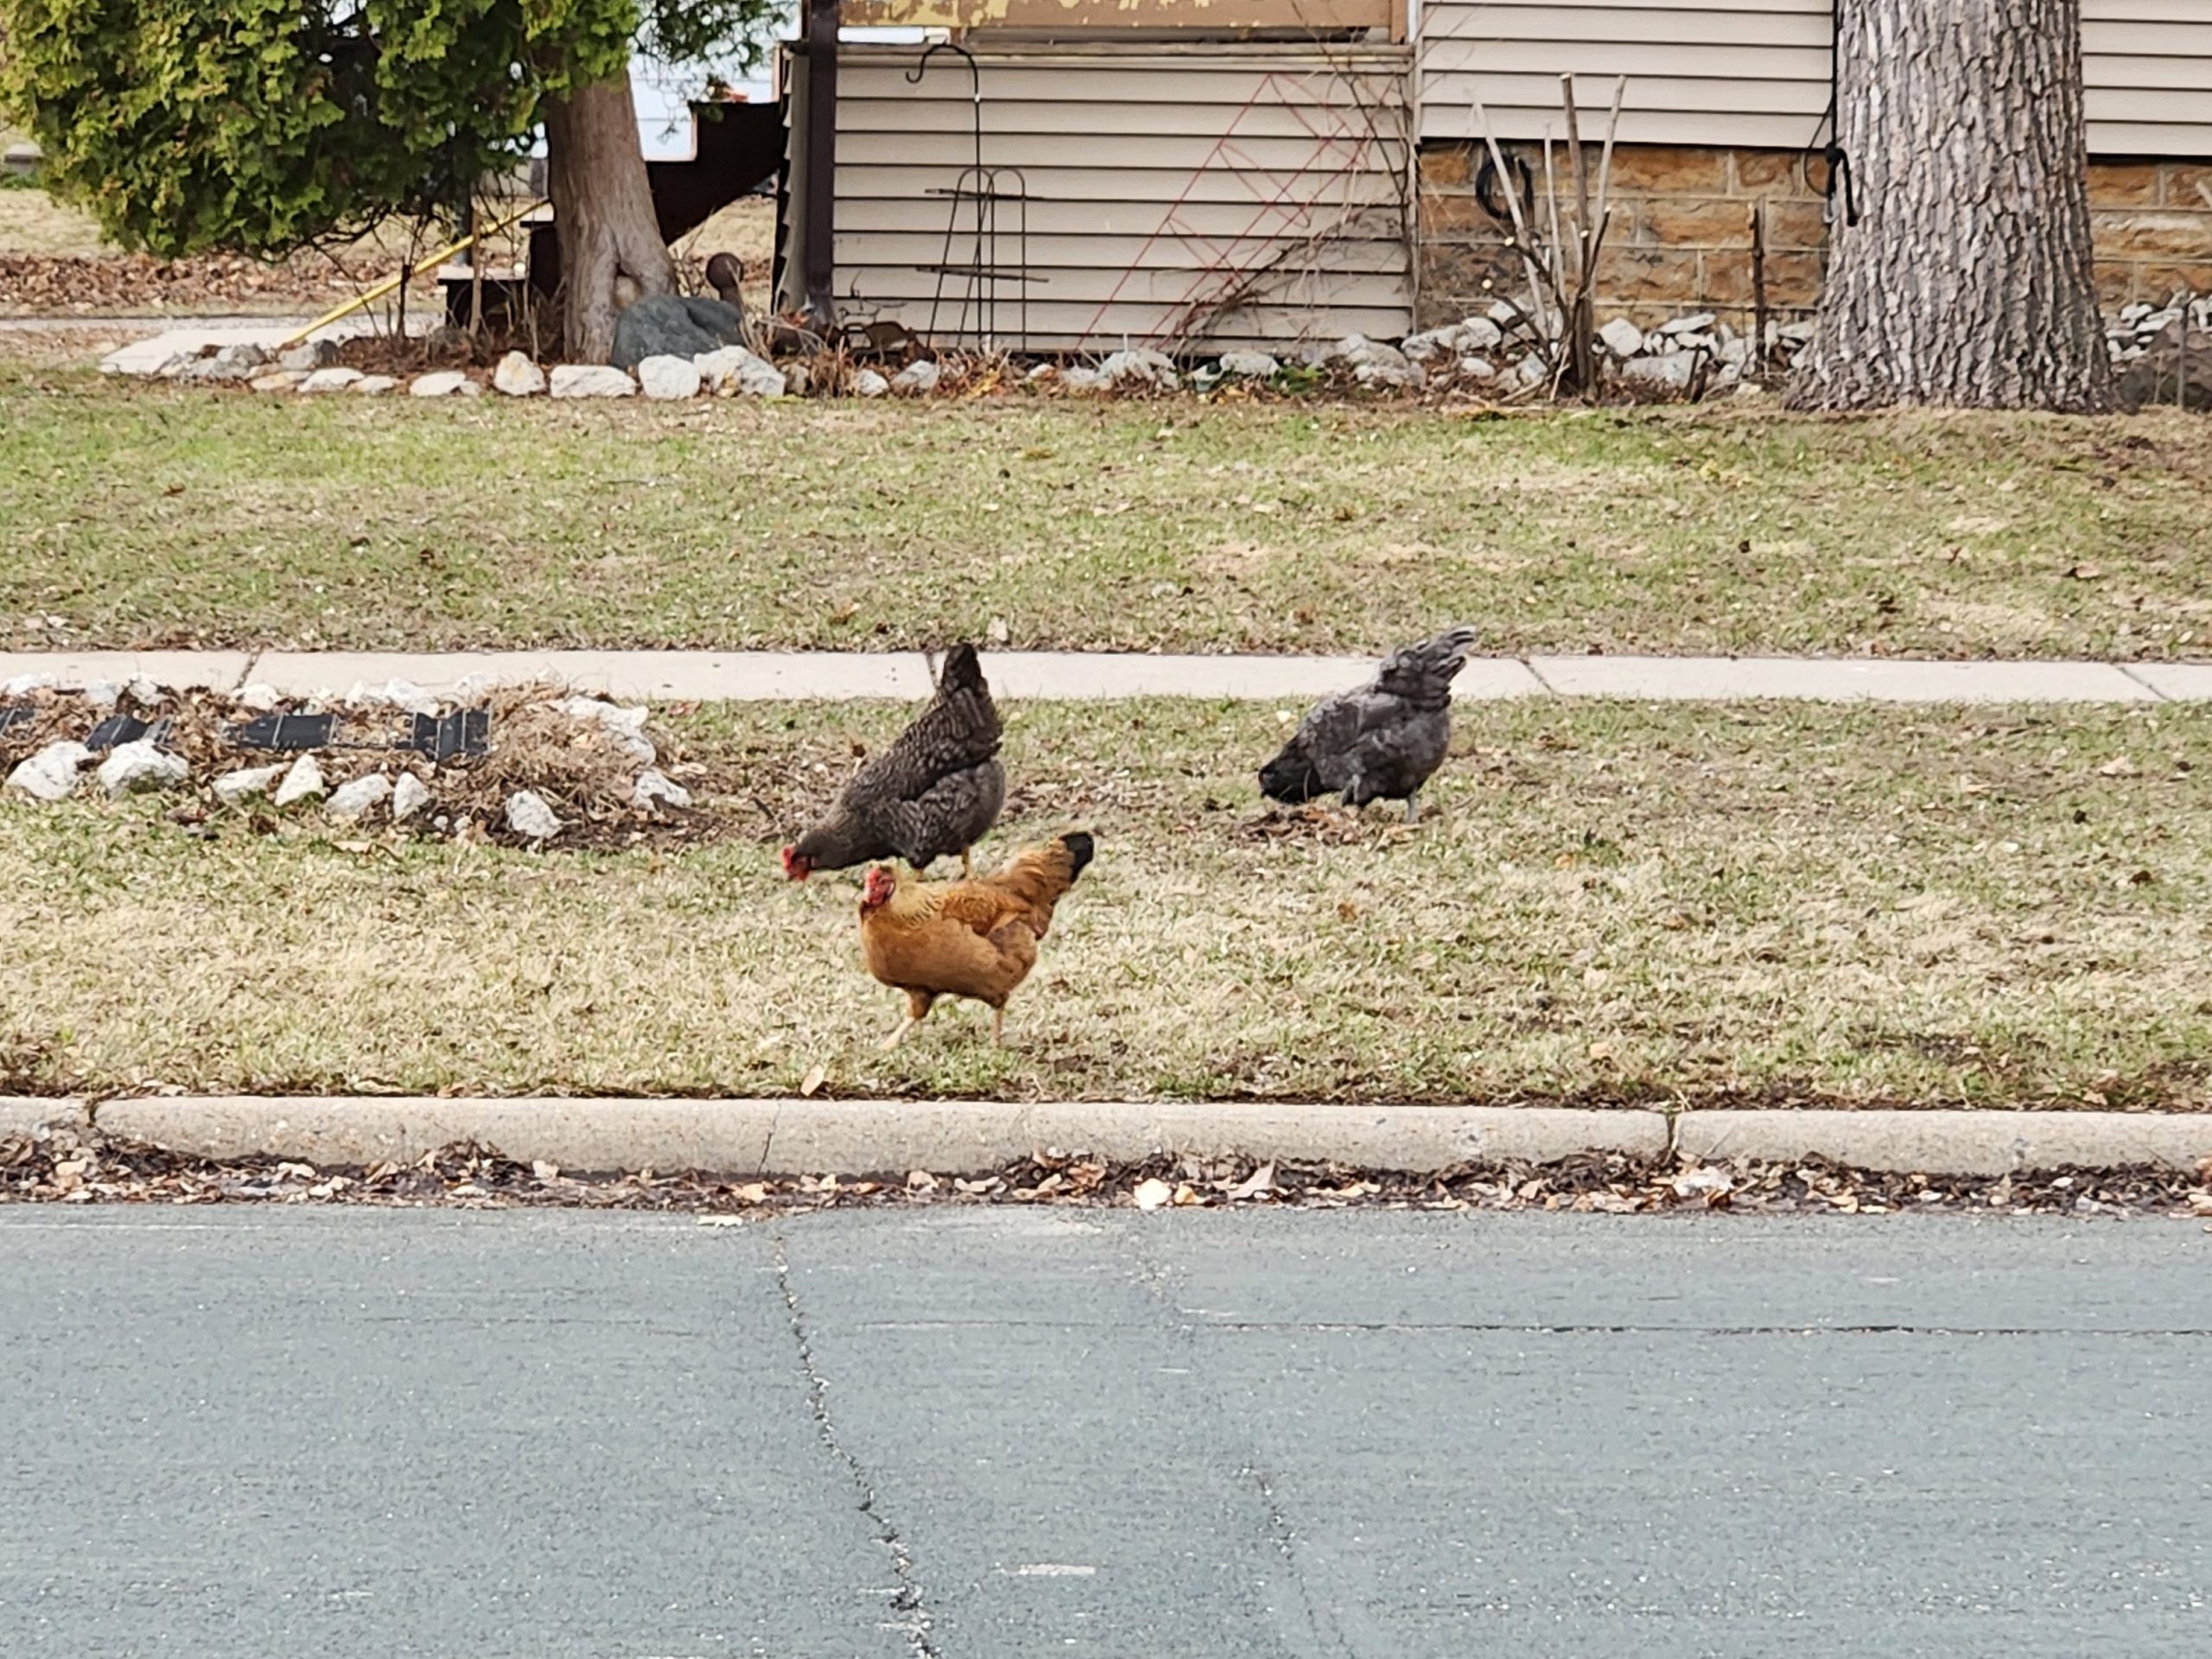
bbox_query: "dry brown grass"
[1,698,2206,1108]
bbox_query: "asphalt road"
[2,1208,2207,1659]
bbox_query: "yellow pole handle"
[276,199,550,350]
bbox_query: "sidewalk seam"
[2116,663,2175,703]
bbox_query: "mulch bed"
[2,680,718,852]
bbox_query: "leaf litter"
[5,1128,2209,1221]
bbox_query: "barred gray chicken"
[782,644,1006,879]
[1258,626,1478,823]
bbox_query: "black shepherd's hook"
[906,40,982,177]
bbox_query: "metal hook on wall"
[906,40,982,177]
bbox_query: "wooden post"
[801,0,842,331]
[1749,199,1769,378]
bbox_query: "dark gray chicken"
[1258,626,1478,823]
[782,644,1006,880]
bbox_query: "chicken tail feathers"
[986,830,1095,927]
[937,642,987,696]
[1375,626,1479,706]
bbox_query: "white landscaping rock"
[349,374,398,396]
[633,770,693,810]
[1597,318,1645,358]
[1516,353,1551,387]
[550,365,637,399]
[250,372,308,393]
[696,346,785,398]
[891,359,942,394]
[1658,312,1718,337]
[215,342,271,373]
[1100,348,1178,389]
[638,354,704,400]
[213,764,286,806]
[1620,353,1697,392]
[505,790,563,841]
[493,352,547,397]
[409,370,480,398]
[178,355,257,385]
[2,673,54,697]
[125,675,162,706]
[300,367,364,394]
[326,772,392,823]
[1331,334,1421,389]
[1217,350,1280,378]
[273,754,327,808]
[852,368,890,398]
[1457,356,1498,381]
[279,340,340,372]
[97,740,188,798]
[390,772,432,824]
[235,683,284,714]
[80,683,121,713]
[553,696,655,765]
[1058,366,1107,391]
[347,679,438,716]
[5,741,92,803]
[1402,319,1503,360]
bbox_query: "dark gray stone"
[607,250,749,371]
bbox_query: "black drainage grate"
[226,713,339,752]
[404,709,490,763]
[86,715,173,753]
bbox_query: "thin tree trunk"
[543,73,676,364]
[1786,0,2114,412]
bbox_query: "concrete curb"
[59,1097,2212,1180]
[90,1098,1667,1177]
[2,1097,89,1136]
[1677,1109,2212,1178]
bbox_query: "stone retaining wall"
[1418,143,2212,329]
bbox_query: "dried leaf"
[731,1182,771,1205]
[798,1064,827,1098]
[531,1160,561,1182]
[1227,1162,1276,1200]
[1132,1177,1174,1211]
[1171,1182,1202,1206]
[2098,755,2138,778]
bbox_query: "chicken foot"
[882,990,937,1050]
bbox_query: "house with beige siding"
[778,0,2212,350]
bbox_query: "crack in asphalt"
[774,1227,939,1659]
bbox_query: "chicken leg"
[1404,791,1421,825]
[882,989,936,1050]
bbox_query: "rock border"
[11,1096,2208,1180]
[101,291,2212,409]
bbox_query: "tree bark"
[1785,0,2115,412]
[542,73,677,365]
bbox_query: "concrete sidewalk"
[10,1095,2212,1179]
[3,648,2209,705]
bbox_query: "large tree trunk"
[1786,0,2115,412]
[543,73,677,365]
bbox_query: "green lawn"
[3,698,2206,1108]
[3,370,2209,658]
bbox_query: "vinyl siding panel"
[1415,0,2212,158]
[798,44,1413,353]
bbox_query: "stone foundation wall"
[1417,143,2212,330]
